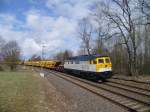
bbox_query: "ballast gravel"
[44,71,128,112]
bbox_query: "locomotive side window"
[105,58,110,63]
[93,60,97,64]
[90,60,92,64]
[65,61,68,64]
[98,59,104,63]
[75,61,79,64]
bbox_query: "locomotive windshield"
[98,59,104,63]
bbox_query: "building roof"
[67,54,108,61]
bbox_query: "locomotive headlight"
[98,67,112,72]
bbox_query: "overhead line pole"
[40,42,46,77]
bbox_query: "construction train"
[23,54,113,81]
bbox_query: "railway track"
[108,78,150,92]
[44,70,150,112]
[111,77,150,84]
[104,81,150,97]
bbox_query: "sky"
[0,0,96,59]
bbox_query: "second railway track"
[104,81,150,97]
[111,77,150,84]
[43,69,150,112]
[108,78,150,92]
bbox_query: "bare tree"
[111,40,128,74]
[74,0,150,75]
[0,36,5,61]
[1,41,20,71]
[138,0,150,17]
[93,12,105,54]
[138,1,150,74]
[63,50,72,60]
[92,6,111,55]
[29,54,41,61]
[0,36,5,49]
[98,0,141,75]
[54,50,73,63]
[142,24,150,74]
[138,0,150,25]
[78,18,93,55]
[77,45,87,55]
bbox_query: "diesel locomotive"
[64,55,112,81]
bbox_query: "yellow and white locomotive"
[64,55,112,81]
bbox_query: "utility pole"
[42,43,46,60]
[40,42,46,77]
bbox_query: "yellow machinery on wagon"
[24,60,61,69]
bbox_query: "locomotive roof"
[67,54,109,61]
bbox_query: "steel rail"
[108,79,150,92]
[103,82,150,97]
[50,71,150,106]
[111,77,150,84]
[46,70,150,112]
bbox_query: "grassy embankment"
[0,69,47,112]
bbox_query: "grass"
[0,70,47,112]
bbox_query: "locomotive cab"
[95,57,112,80]
[96,57,112,72]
